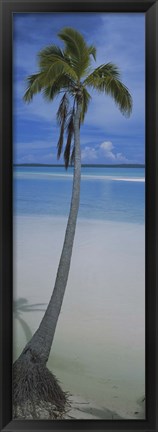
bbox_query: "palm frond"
[88,45,96,61]
[70,146,75,166]
[84,63,120,86]
[42,59,78,86]
[42,75,73,102]
[57,93,69,159]
[64,108,74,169]
[38,44,78,83]
[58,27,92,79]
[80,87,91,123]
[84,63,132,117]
[57,122,64,159]
[57,93,69,125]
[64,136,71,169]
[23,72,44,102]
[38,45,65,68]
[57,123,65,159]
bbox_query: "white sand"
[13,215,145,419]
[64,394,145,419]
[15,171,145,182]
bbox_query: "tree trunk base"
[13,348,68,419]
[13,400,66,420]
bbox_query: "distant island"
[14,163,145,168]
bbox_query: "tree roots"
[13,348,69,419]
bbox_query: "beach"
[13,9,145,419]
[13,214,145,419]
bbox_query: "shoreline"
[14,171,145,182]
[13,213,145,226]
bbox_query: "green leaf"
[58,27,92,79]
[23,72,44,102]
[38,45,65,68]
[88,45,96,61]
[84,63,132,117]
[41,59,78,85]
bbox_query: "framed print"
[0,0,158,431]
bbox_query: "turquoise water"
[13,166,145,224]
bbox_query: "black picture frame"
[0,0,158,431]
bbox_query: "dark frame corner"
[0,1,158,432]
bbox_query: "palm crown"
[24,27,132,169]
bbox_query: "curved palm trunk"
[21,102,82,364]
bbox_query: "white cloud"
[100,141,128,162]
[81,140,128,163]
[81,146,98,161]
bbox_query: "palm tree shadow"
[13,298,46,343]
[80,406,122,419]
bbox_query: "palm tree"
[13,27,132,419]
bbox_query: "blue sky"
[13,13,145,165]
